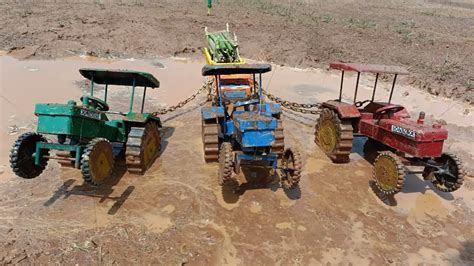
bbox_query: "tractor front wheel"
[315,108,353,163]
[218,142,238,190]
[81,138,114,186]
[373,151,405,195]
[281,148,302,190]
[10,132,49,179]
[427,153,465,192]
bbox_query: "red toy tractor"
[315,63,465,195]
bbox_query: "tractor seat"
[222,85,252,101]
[219,74,254,102]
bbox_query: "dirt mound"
[1,0,473,103]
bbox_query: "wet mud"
[0,56,473,264]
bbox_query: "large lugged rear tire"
[202,119,220,162]
[281,148,302,190]
[10,132,49,179]
[81,138,114,186]
[126,122,161,174]
[218,142,238,190]
[315,108,353,163]
[373,151,405,195]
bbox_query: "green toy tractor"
[9,69,162,185]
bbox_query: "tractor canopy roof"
[79,68,160,88]
[202,64,272,76]
[329,63,409,75]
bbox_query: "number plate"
[391,125,416,139]
[80,109,101,120]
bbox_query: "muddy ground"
[1,0,473,103]
[0,55,473,265]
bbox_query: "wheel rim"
[143,131,158,167]
[89,142,113,182]
[319,120,337,154]
[374,155,399,192]
[142,123,160,169]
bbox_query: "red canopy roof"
[329,63,409,75]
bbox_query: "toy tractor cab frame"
[201,64,301,191]
[315,63,465,195]
[10,69,162,186]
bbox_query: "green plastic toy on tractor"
[9,69,162,186]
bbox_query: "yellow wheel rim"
[318,120,337,154]
[142,124,160,168]
[89,142,113,182]
[374,155,398,192]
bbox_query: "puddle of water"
[1,54,472,175]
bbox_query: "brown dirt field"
[1,0,473,103]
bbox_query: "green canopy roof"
[79,68,160,88]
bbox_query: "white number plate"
[391,125,416,139]
[80,109,101,120]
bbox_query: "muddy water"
[0,55,473,264]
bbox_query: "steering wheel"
[80,95,110,111]
[375,105,404,117]
[355,100,371,108]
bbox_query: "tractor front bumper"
[35,142,83,168]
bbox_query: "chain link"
[262,89,321,114]
[151,81,321,117]
[152,80,212,116]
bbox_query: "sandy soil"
[0,56,473,264]
[1,0,473,103]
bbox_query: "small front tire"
[281,148,302,190]
[10,132,49,179]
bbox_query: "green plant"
[321,15,334,23]
[347,18,376,29]
[394,20,416,44]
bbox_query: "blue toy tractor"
[201,64,302,191]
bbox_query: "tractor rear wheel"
[373,151,405,195]
[81,138,114,186]
[315,108,353,163]
[126,122,161,174]
[271,117,285,159]
[428,153,465,192]
[218,142,238,190]
[281,148,302,190]
[10,132,49,179]
[202,119,220,162]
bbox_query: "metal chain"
[262,89,321,114]
[152,80,212,115]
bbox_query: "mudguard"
[256,103,282,116]
[123,113,162,128]
[202,106,225,120]
[322,100,360,119]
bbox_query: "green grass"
[347,18,376,29]
[321,15,334,23]
[394,20,416,43]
